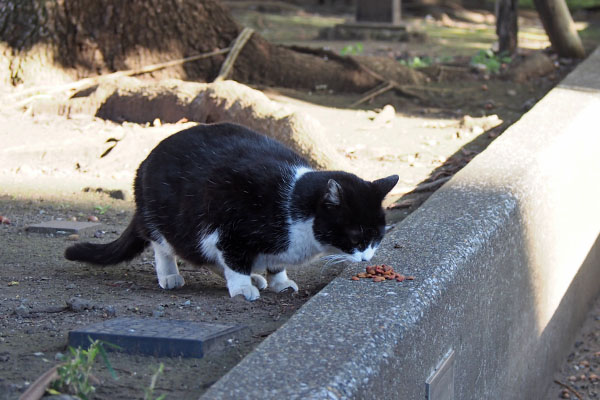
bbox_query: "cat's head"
[313,173,399,263]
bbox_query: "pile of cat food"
[351,264,415,283]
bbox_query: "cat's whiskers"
[321,254,354,268]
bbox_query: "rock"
[15,304,30,317]
[67,234,80,241]
[66,297,94,312]
[510,52,555,83]
[104,305,117,317]
[373,104,396,124]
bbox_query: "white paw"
[158,274,185,290]
[251,274,268,290]
[229,284,260,301]
[269,278,298,294]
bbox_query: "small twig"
[554,380,584,400]
[350,82,395,107]
[215,27,254,82]
[19,365,60,400]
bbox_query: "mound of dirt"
[23,77,349,171]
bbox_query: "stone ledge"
[201,46,600,400]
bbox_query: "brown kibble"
[351,276,360,281]
[67,234,80,241]
[560,389,570,399]
[580,360,590,368]
[357,273,368,278]
[88,215,99,222]
[481,84,488,91]
[0,216,10,225]
[383,265,392,272]
[590,373,599,381]
[372,276,385,282]
[406,276,415,280]
[568,375,577,382]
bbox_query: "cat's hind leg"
[151,240,185,290]
[267,268,298,293]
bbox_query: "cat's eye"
[348,229,361,246]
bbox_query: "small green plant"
[144,363,166,400]
[470,49,512,74]
[398,56,433,69]
[48,339,118,400]
[340,42,364,56]
[94,205,111,215]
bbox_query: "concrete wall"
[201,47,600,399]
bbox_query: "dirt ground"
[1,4,599,400]
[547,296,600,399]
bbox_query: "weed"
[340,43,364,56]
[470,49,511,74]
[398,56,433,68]
[94,205,111,215]
[48,339,119,400]
[144,363,166,400]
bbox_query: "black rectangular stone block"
[26,220,101,235]
[68,317,247,358]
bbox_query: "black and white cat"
[65,123,398,300]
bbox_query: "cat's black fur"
[65,122,398,299]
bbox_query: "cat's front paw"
[251,274,268,290]
[229,284,260,301]
[269,279,298,294]
[158,274,185,290]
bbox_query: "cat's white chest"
[254,218,323,270]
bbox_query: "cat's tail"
[64,215,148,265]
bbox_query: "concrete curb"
[201,47,600,400]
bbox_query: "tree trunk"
[495,0,518,55]
[533,0,585,58]
[0,0,380,91]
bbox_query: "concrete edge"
[201,46,600,400]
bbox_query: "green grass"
[49,340,118,400]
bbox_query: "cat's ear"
[372,175,399,199]
[324,179,342,206]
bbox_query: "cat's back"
[147,122,305,168]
